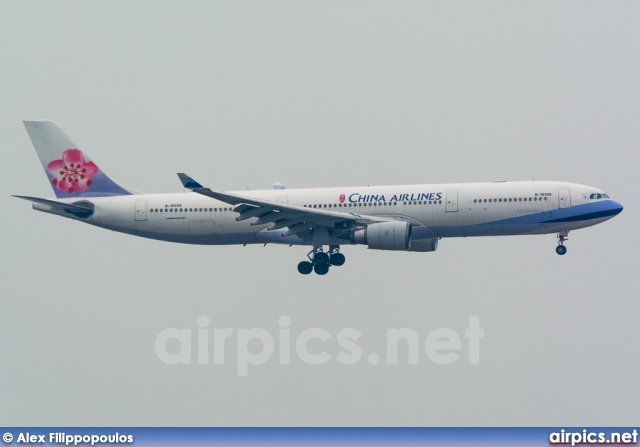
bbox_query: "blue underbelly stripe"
[540,208,621,223]
[474,200,621,228]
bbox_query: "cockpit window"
[602,193,610,198]
[590,193,610,200]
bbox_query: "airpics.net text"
[155,316,484,376]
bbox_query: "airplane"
[15,120,623,275]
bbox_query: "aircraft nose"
[610,200,624,216]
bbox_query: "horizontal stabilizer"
[13,195,94,218]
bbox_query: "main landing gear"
[297,245,345,275]
[556,231,569,255]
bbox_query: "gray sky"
[1,1,639,426]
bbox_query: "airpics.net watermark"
[155,316,484,376]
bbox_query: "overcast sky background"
[1,1,639,426]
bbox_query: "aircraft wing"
[177,173,393,238]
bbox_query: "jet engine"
[351,221,411,251]
[351,221,438,252]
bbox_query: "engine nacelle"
[351,221,411,251]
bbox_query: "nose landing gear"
[297,245,345,275]
[556,232,569,255]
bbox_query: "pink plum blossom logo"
[47,148,99,193]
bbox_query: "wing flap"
[282,223,314,237]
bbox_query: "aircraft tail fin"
[23,120,141,198]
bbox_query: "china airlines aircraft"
[15,121,623,275]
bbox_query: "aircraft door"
[446,192,458,212]
[135,200,147,221]
[558,188,571,209]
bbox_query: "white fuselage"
[34,180,623,248]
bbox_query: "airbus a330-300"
[15,121,623,275]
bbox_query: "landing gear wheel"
[330,252,345,266]
[300,245,341,275]
[314,263,329,275]
[298,261,313,274]
[314,251,330,265]
[556,245,567,255]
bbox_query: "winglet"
[177,173,204,189]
